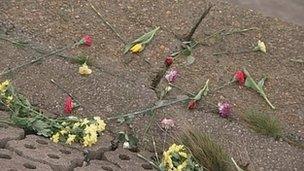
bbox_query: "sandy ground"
[0,0,304,170]
[230,0,304,25]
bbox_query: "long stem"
[87,1,126,44]
[50,79,81,108]
[213,49,253,56]
[107,96,189,120]
[0,42,77,77]
[263,94,275,109]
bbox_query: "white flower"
[123,141,130,149]
[254,40,266,53]
[165,86,172,92]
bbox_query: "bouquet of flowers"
[0,80,106,147]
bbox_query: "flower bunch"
[159,144,200,171]
[0,81,106,147]
[51,116,106,147]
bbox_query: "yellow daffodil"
[81,118,90,126]
[84,124,98,134]
[79,63,92,75]
[162,144,190,170]
[83,131,98,147]
[130,43,144,53]
[176,161,188,171]
[255,40,266,53]
[60,129,68,135]
[66,134,76,145]
[73,122,81,129]
[0,80,10,93]
[94,117,106,132]
[50,132,60,143]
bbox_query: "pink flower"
[80,35,92,46]
[165,69,179,83]
[165,56,174,67]
[188,100,198,110]
[64,96,74,114]
[218,102,232,118]
[161,118,175,130]
[234,70,246,85]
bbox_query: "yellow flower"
[255,40,266,53]
[94,117,106,132]
[83,131,98,147]
[81,118,90,126]
[50,132,60,143]
[130,43,144,53]
[84,124,98,134]
[66,134,76,145]
[79,63,92,75]
[73,122,81,129]
[162,144,189,170]
[176,160,188,171]
[179,152,188,158]
[60,129,68,135]
[0,80,10,93]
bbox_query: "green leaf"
[181,46,192,56]
[194,79,210,100]
[243,68,275,109]
[133,27,160,44]
[203,83,209,97]
[124,27,160,54]
[187,55,195,65]
[244,69,260,92]
[258,76,267,90]
[128,134,139,149]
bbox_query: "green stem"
[88,1,126,44]
[107,96,190,120]
[263,94,275,109]
[50,79,81,108]
[0,42,78,77]
[169,83,195,97]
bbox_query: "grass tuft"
[244,110,282,139]
[178,127,234,171]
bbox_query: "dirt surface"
[0,0,304,170]
[229,0,304,25]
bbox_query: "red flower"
[165,56,174,67]
[188,100,198,110]
[80,35,92,46]
[234,70,246,85]
[64,96,74,114]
